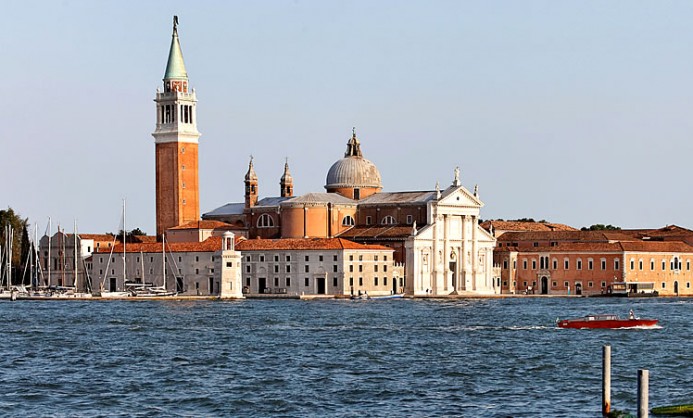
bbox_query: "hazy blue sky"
[3,1,693,235]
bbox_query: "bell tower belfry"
[152,16,201,238]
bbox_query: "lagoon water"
[1,297,690,417]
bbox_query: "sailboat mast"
[162,234,166,290]
[47,217,51,288]
[74,220,78,290]
[123,198,127,284]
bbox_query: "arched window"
[342,215,355,226]
[257,214,274,228]
[381,215,396,225]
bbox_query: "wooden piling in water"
[638,369,649,418]
[603,345,611,416]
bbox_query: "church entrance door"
[317,278,326,295]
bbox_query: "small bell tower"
[245,157,259,208]
[280,159,293,198]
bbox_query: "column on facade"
[443,214,449,293]
[461,215,468,291]
[471,215,478,291]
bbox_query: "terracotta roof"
[168,220,238,230]
[236,237,390,251]
[481,220,577,232]
[337,225,414,240]
[78,234,117,241]
[95,236,224,254]
[502,240,693,254]
[497,230,637,243]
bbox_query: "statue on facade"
[453,166,460,186]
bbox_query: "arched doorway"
[575,283,582,295]
[541,276,548,294]
[674,281,679,295]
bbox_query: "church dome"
[326,157,381,189]
[325,131,382,190]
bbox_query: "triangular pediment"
[437,185,483,208]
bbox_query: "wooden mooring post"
[638,369,649,418]
[602,345,611,416]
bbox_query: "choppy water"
[0,297,690,417]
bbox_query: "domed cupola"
[325,129,382,200]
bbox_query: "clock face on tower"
[171,81,183,92]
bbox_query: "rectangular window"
[384,277,387,286]
[374,277,379,286]
[359,265,363,272]
[601,260,606,270]
[226,262,232,267]
[286,277,291,286]
[630,260,635,270]
[588,260,593,270]
[523,260,527,270]
[503,260,508,269]
[333,255,338,262]
[286,255,291,262]
[246,265,250,273]
[274,277,279,286]
[349,255,354,261]
[688,261,690,271]
[286,265,291,273]
[639,260,643,270]
[588,281,593,288]
[531,260,536,270]
[304,265,309,273]
[374,265,378,272]
[246,277,250,286]
[359,277,363,286]
[564,281,569,288]
[383,265,387,272]
[349,277,353,286]
[384,256,387,262]
[374,255,379,262]
[366,216,372,225]
[406,215,413,224]
[359,255,363,261]
[333,265,338,272]
[577,260,582,270]
[274,265,279,273]
[305,277,309,286]
[349,265,354,272]
[564,260,569,270]
[274,255,279,262]
[615,259,620,270]
[552,260,557,270]
[333,277,337,287]
[319,255,323,262]
[662,260,666,270]
[305,255,309,262]
[246,256,251,262]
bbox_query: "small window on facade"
[246,277,250,286]
[226,262,232,268]
[359,277,363,286]
[257,214,275,228]
[333,265,338,272]
[366,216,372,225]
[588,281,593,288]
[359,265,363,272]
[260,255,265,262]
[381,215,396,225]
[639,260,643,270]
[503,260,508,269]
[552,259,557,270]
[342,216,355,226]
[274,265,279,273]
[349,265,353,272]
[305,277,309,286]
[286,255,291,262]
[601,259,606,270]
[286,265,291,273]
[577,259,582,270]
[333,277,337,287]
[286,277,291,286]
[661,282,666,289]
[630,259,635,270]
[532,260,536,270]
[564,281,569,287]
[333,255,338,261]
[614,259,620,270]
[523,260,527,270]
[406,215,413,224]
[274,277,279,287]
[305,265,309,273]
[384,265,387,272]
[246,265,250,273]
[662,260,666,270]
[564,259,569,270]
[375,265,378,272]
[374,277,379,286]
[588,260,593,270]
[274,255,279,262]
[305,255,309,262]
[319,255,323,262]
[349,277,354,286]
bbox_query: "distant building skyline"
[5,2,693,234]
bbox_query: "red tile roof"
[168,220,240,230]
[501,240,693,254]
[497,230,638,243]
[236,237,391,251]
[337,225,414,240]
[481,220,577,232]
[95,236,224,254]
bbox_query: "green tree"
[0,207,30,285]
[581,224,621,231]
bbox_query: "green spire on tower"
[164,16,188,80]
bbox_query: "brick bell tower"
[152,16,200,238]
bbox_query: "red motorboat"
[556,311,658,329]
